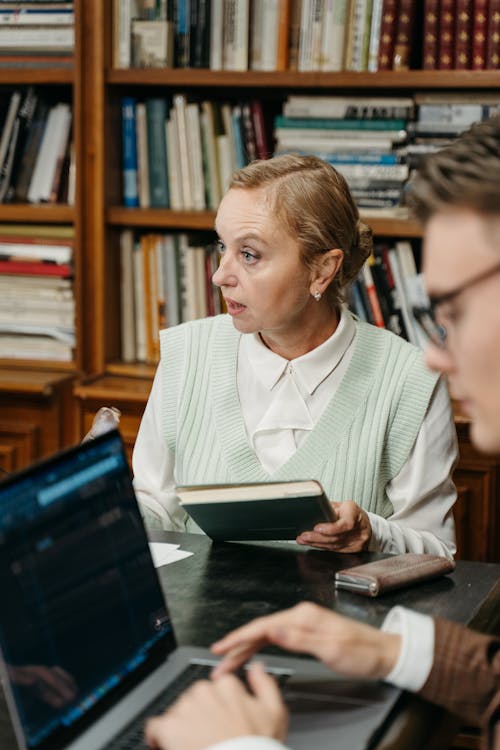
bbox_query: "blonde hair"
[229,154,372,307]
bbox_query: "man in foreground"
[145,115,500,750]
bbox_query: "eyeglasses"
[412,259,500,348]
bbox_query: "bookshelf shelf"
[0,67,74,85]
[107,68,500,91]
[0,205,75,223]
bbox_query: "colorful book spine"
[422,0,439,69]
[437,0,455,69]
[472,0,488,69]
[121,97,139,208]
[145,97,169,208]
[392,0,416,69]
[377,0,399,69]
[486,0,500,69]
[454,0,473,69]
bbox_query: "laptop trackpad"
[284,678,400,750]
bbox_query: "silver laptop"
[0,430,401,750]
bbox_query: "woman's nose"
[424,342,455,376]
[212,253,235,288]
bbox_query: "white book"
[0,26,74,51]
[283,95,414,118]
[223,0,249,70]
[173,94,194,210]
[387,245,418,346]
[310,0,324,70]
[220,103,237,175]
[200,101,222,210]
[298,0,314,70]
[217,134,233,195]
[367,0,383,71]
[395,240,427,348]
[0,242,72,264]
[186,103,206,211]
[165,114,183,210]
[114,0,140,68]
[276,136,402,152]
[210,0,224,69]
[120,229,136,363]
[135,102,150,208]
[259,0,280,70]
[28,103,72,203]
[0,11,74,25]
[345,0,369,70]
[0,334,72,362]
[67,141,76,206]
[320,0,347,71]
[332,163,409,180]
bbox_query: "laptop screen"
[0,430,174,750]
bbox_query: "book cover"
[335,554,455,596]
[0,259,72,277]
[437,0,455,70]
[121,96,139,207]
[176,479,335,541]
[119,228,137,363]
[321,0,347,70]
[145,97,169,208]
[367,0,383,70]
[453,0,472,69]
[377,0,399,69]
[422,0,439,70]
[486,0,500,69]
[287,0,302,70]
[472,0,488,69]
[392,0,417,69]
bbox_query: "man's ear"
[310,249,344,296]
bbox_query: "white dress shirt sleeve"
[132,366,186,531]
[367,378,458,558]
[382,606,435,692]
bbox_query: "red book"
[486,0,500,68]
[437,0,455,69]
[422,0,440,69]
[250,100,271,159]
[453,0,473,68]
[472,0,488,69]
[392,0,417,69]
[377,0,399,69]
[0,260,72,277]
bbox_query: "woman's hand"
[145,663,288,750]
[296,500,372,552]
[211,603,400,682]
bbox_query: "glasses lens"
[412,306,446,347]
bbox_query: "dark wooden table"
[151,531,500,750]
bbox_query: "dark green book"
[145,97,169,208]
[176,479,335,541]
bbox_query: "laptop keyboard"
[108,662,290,750]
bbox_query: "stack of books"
[0,224,75,361]
[0,87,74,205]
[0,2,74,66]
[276,95,414,213]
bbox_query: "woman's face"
[213,186,321,346]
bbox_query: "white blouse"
[133,309,458,556]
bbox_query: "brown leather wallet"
[334,553,456,597]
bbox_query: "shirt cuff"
[381,606,435,692]
[205,738,288,750]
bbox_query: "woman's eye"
[241,249,258,264]
[216,240,226,254]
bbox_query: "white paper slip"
[148,542,193,568]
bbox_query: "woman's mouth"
[225,298,246,315]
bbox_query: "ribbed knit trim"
[160,315,439,519]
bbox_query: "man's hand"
[145,663,288,750]
[296,500,372,552]
[211,603,400,682]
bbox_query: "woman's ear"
[310,248,344,296]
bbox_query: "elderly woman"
[132,154,457,556]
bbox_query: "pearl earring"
[313,291,322,301]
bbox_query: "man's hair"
[407,114,500,224]
[229,154,372,308]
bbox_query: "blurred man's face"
[423,209,500,454]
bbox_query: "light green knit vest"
[161,314,439,533]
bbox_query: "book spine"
[472,0,488,69]
[276,0,291,70]
[288,0,302,70]
[422,0,439,70]
[0,259,72,276]
[145,97,169,208]
[367,0,384,70]
[392,0,416,69]
[377,0,399,69]
[486,0,500,68]
[454,0,472,69]
[121,97,139,207]
[437,0,455,69]
[321,0,347,70]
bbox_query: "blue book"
[121,97,139,208]
[145,97,169,208]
